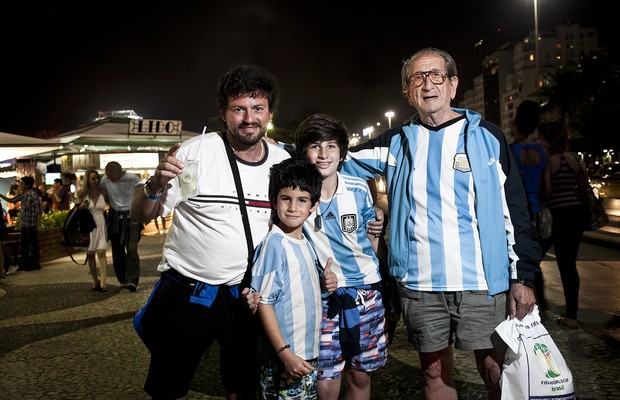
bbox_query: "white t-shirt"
[158,132,290,285]
[100,173,140,211]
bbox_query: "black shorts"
[139,272,259,399]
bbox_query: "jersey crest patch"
[341,214,357,233]
[453,153,471,172]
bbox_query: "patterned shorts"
[318,289,388,380]
[259,358,318,400]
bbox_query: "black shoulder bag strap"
[66,247,89,266]
[62,208,89,266]
[222,134,255,288]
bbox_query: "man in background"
[0,176,43,271]
[51,178,71,211]
[100,161,141,292]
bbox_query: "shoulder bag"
[222,134,255,288]
[573,154,609,231]
[60,207,95,265]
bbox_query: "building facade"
[459,23,603,137]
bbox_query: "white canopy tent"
[0,132,61,163]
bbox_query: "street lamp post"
[534,0,540,91]
[385,111,395,129]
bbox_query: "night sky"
[0,0,611,138]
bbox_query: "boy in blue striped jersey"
[251,158,335,400]
[295,114,391,400]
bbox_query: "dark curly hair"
[20,176,35,189]
[216,65,279,114]
[268,158,322,226]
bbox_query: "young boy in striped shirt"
[295,114,390,400]
[251,158,335,400]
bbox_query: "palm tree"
[540,51,620,157]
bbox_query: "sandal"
[90,281,102,292]
[557,317,578,329]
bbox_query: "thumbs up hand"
[321,258,338,293]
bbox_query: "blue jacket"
[342,108,540,296]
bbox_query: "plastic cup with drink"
[178,159,198,197]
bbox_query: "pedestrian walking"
[76,169,110,292]
[100,161,141,292]
[537,121,588,329]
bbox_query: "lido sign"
[129,119,183,136]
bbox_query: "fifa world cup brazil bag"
[495,305,575,400]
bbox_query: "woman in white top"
[77,169,109,292]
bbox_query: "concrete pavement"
[0,221,619,399]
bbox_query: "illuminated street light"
[362,126,374,140]
[385,111,395,129]
[265,120,274,137]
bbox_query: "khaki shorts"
[399,286,506,353]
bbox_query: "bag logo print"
[533,343,561,378]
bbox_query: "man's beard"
[231,123,266,147]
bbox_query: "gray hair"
[401,47,458,92]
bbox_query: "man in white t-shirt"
[100,161,141,292]
[130,65,292,400]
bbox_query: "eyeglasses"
[408,71,449,87]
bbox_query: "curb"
[582,230,620,250]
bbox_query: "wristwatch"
[509,279,534,289]
[143,178,163,200]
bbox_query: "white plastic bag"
[495,305,575,399]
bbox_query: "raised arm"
[131,142,183,223]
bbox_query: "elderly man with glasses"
[341,47,540,400]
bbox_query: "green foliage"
[14,210,70,230]
[42,210,70,229]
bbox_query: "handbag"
[530,206,553,240]
[582,186,609,231]
[60,207,96,265]
[572,152,609,231]
[495,305,575,399]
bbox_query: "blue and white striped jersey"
[342,109,541,296]
[304,173,382,288]
[410,119,487,291]
[251,225,323,361]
